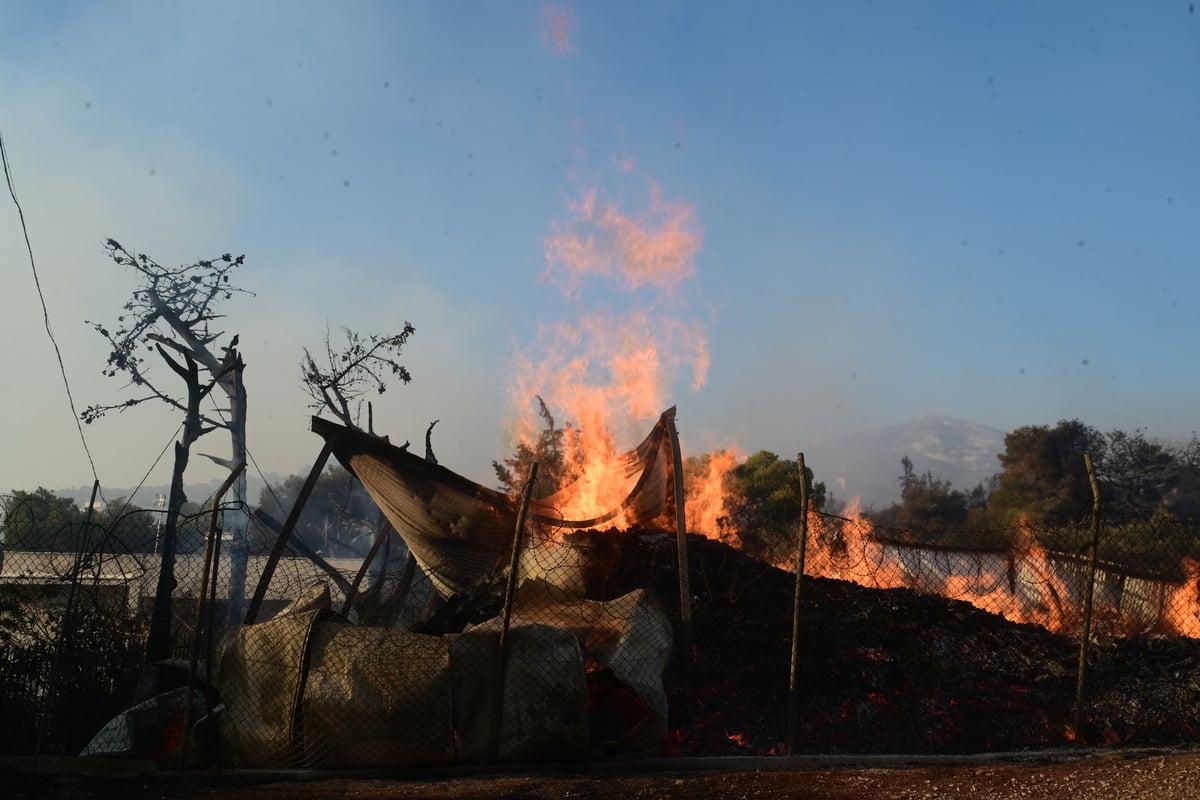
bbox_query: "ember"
[583,528,1200,756]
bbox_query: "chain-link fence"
[3,476,1200,769]
[796,511,1200,639]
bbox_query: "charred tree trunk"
[151,294,250,629]
[145,350,208,665]
[222,356,249,626]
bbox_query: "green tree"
[1161,434,1200,520]
[493,396,584,498]
[1,488,86,551]
[95,496,157,553]
[878,457,968,530]
[987,419,1104,526]
[1101,428,1186,521]
[870,458,1005,546]
[724,451,825,563]
[255,467,378,557]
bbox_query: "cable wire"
[1,127,101,485]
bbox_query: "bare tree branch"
[301,323,416,430]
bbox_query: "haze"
[2,2,1196,504]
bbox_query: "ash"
[588,529,1200,755]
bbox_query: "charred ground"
[491,529,1200,756]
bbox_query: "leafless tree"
[300,323,416,432]
[85,239,251,662]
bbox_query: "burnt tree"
[300,323,416,433]
[85,240,251,662]
[299,322,420,622]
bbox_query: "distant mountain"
[813,416,1006,511]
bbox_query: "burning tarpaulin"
[310,409,676,598]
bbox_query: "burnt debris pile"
[575,528,1200,755]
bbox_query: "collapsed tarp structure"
[310,408,677,598]
[466,581,673,753]
[217,584,672,766]
[210,412,680,767]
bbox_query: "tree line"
[0,487,209,554]
[872,421,1200,536]
[10,418,1200,565]
[0,474,377,562]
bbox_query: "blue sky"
[1,1,1197,500]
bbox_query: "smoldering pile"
[428,528,1200,756]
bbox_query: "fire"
[538,4,576,56]
[542,181,702,295]
[508,171,711,524]
[782,507,1102,636]
[797,501,909,590]
[1165,559,1200,637]
[686,449,741,543]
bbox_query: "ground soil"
[11,750,1200,800]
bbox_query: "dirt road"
[12,749,1200,799]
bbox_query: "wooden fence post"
[1072,452,1103,743]
[181,461,244,767]
[491,462,539,761]
[666,415,694,657]
[787,452,810,754]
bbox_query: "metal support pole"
[491,462,539,761]
[1072,452,1103,743]
[666,415,694,658]
[250,509,356,598]
[342,518,396,619]
[181,461,244,767]
[245,443,332,624]
[787,453,810,755]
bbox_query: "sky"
[1,1,1197,503]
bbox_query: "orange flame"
[508,174,710,523]
[543,180,703,296]
[685,449,741,543]
[784,507,1102,635]
[795,501,910,590]
[1165,559,1200,636]
[539,4,576,56]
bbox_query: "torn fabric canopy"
[309,408,676,598]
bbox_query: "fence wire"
[2,486,1200,767]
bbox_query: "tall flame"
[543,181,702,295]
[685,449,741,544]
[1166,559,1200,636]
[507,173,709,523]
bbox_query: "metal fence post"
[491,462,539,761]
[181,461,244,767]
[1072,452,1103,742]
[666,415,694,657]
[787,453,810,755]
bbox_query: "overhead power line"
[1,127,101,486]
